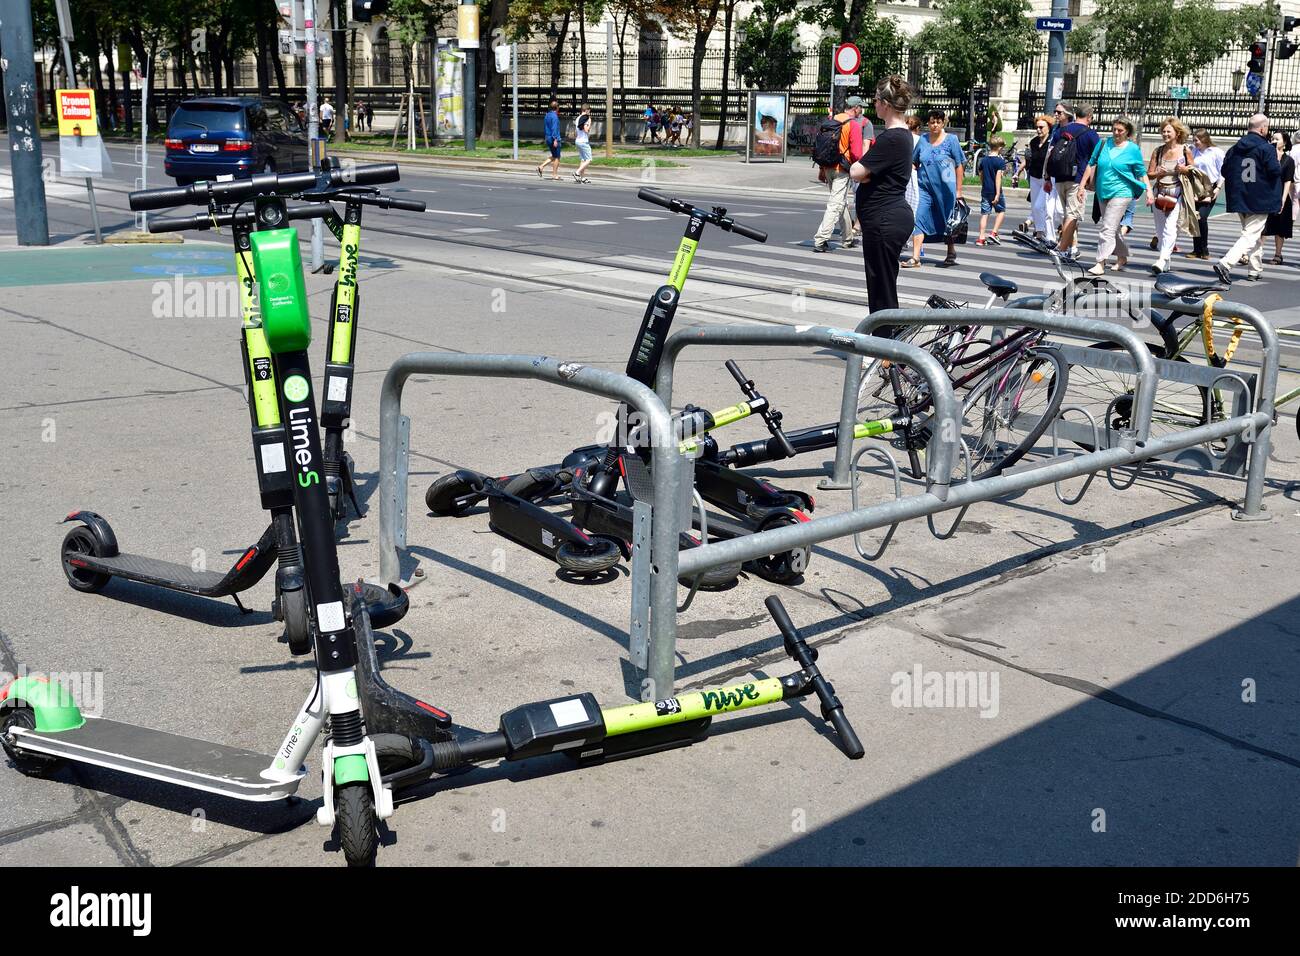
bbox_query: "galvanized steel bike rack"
[376,353,680,670]
[823,302,1279,521]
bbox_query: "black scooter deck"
[68,523,280,597]
[14,718,298,801]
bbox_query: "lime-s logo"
[288,404,320,487]
[283,375,310,402]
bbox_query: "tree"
[655,0,723,150]
[482,0,511,140]
[801,0,874,42]
[604,0,655,141]
[509,0,576,97]
[915,0,1041,134]
[734,0,802,92]
[1070,0,1275,97]
[714,0,740,148]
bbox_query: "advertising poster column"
[746,92,788,163]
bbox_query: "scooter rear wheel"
[335,783,378,868]
[60,526,110,593]
[555,538,622,576]
[0,706,62,777]
[425,472,480,517]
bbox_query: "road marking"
[518,222,561,229]
[552,199,649,211]
[573,219,617,225]
[421,208,489,217]
[455,227,499,233]
[625,215,665,221]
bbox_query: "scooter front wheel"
[555,538,622,576]
[60,526,111,593]
[746,513,811,585]
[279,587,311,655]
[335,783,378,867]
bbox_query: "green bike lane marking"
[0,243,233,287]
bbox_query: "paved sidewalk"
[0,210,1295,867]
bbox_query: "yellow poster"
[457,5,479,48]
[56,89,98,137]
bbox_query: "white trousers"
[1220,213,1269,275]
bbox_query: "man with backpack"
[812,96,868,253]
[1046,103,1099,260]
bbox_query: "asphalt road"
[3,136,1299,325]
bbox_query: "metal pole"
[512,43,519,160]
[305,0,324,272]
[1259,28,1275,114]
[462,0,477,151]
[1044,0,1068,114]
[605,19,614,158]
[0,0,50,245]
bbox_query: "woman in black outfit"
[850,75,916,313]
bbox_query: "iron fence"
[1017,46,1300,135]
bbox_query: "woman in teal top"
[1078,117,1153,275]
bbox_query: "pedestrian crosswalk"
[600,220,1298,311]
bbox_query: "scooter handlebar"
[725,220,768,243]
[129,163,401,211]
[146,202,337,234]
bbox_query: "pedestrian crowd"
[807,87,1300,312]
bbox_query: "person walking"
[1048,103,1099,260]
[1187,128,1225,260]
[537,98,562,181]
[846,108,879,246]
[642,103,659,144]
[849,76,918,314]
[902,114,922,214]
[976,139,1008,245]
[1290,130,1300,223]
[1078,117,1152,275]
[906,109,965,268]
[1263,130,1295,264]
[573,103,594,183]
[319,99,335,135]
[812,96,867,253]
[1215,114,1282,284]
[1025,114,1055,241]
[1146,117,1193,274]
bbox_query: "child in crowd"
[976,139,1008,246]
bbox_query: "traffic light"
[352,0,389,22]
[1281,16,1300,60]
[1248,40,1267,73]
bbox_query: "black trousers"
[1193,200,1213,256]
[859,202,915,314]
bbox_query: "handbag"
[1154,195,1178,212]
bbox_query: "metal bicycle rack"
[824,302,1279,522]
[375,296,1279,700]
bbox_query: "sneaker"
[813,242,829,253]
[975,238,987,246]
[842,237,857,249]
[1213,262,1232,285]
[1246,272,1262,281]
[987,233,1002,245]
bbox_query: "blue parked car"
[164,97,310,185]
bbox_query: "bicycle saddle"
[1154,273,1226,299]
[979,272,1019,298]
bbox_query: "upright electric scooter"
[58,175,424,649]
[3,167,863,867]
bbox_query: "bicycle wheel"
[856,321,971,422]
[960,347,1068,479]
[1065,342,1208,451]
